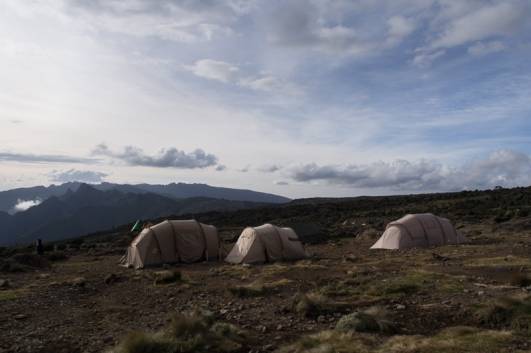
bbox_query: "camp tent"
[225,223,307,264]
[370,213,466,250]
[121,219,220,268]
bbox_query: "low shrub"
[292,292,350,318]
[153,270,182,285]
[509,272,531,287]
[228,279,292,298]
[46,251,68,262]
[110,310,249,353]
[475,295,531,334]
[335,308,397,334]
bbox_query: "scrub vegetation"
[2,186,531,352]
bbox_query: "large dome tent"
[121,219,220,269]
[225,224,307,264]
[370,213,467,250]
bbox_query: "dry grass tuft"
[110,310,249,353]
[153,270,182,285]
[475,295,531,334]
[335,307,397,334]
[509,272,531,287]
[292,292,350,318]
[379,326,514,353]
[228,278,292,298]
[276,326,515,353]
[275,330,375,353]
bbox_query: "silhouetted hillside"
[0,184,269,246]
[0,182,290,213]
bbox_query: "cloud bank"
[93,144,218,169]
[48,169,108,183]
[0,152,95,164]
[290,150,531,192]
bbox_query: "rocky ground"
[2,220,531,353]
[2,187,531,353]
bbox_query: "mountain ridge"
[0,184,274,246]
[0,181,290,214]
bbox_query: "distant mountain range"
[0,182,289,246]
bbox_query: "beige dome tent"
[121,220,220,268]
[371,213,466,250]
[225,224,307,264]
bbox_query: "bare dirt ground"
[2,218,531,353]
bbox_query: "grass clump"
[228,279,292,298]
[45,251,68,262]
[114,332,177,353]
[153,270,182,285]
[292,292,350,318]
[475,295,531,334]
[277,327,515,353]
[351,271,465,300]
[335,307,397,334]
[509,272,531,287]
[379,326,515,353]
[464,256,531,268]
[111,310,249,353]
[0,289,22,301]
[0,253,50,272]
[276,330,375,353]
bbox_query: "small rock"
[104,273,119,285]
[276,324,283,331]
[259,325,267,333]
[70,277,86,287]
[395,304,406,310]
[220,309,229,315]
[317,315,326,323]
[0,279,10,289]
[14,314,27,320]
[263,344,275,351]
[343,254,358,263]
[477,291,485,296]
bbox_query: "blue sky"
[1,0,531,198]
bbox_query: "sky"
[1,0,531,198]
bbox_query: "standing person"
[36,238,44,255]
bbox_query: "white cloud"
[258,164,282,173]
[186,59,302,95]
[386,16,415,46]
[468,41,505,56]
[412,49,446,67]
[431,2,526,49]
[11,199,42,214]
[93,143,219,169]
[274,180,289,186]
[290,150,531,192]
[64,0,239,43]
[184,59,239,83]
[48,169,108,183]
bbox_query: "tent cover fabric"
[225,223,307,264]
[370,213,466,250]
[122,219,220,268]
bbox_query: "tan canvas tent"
[121,219,220,268]
[370,213,466,250]
[225,224,307,264]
